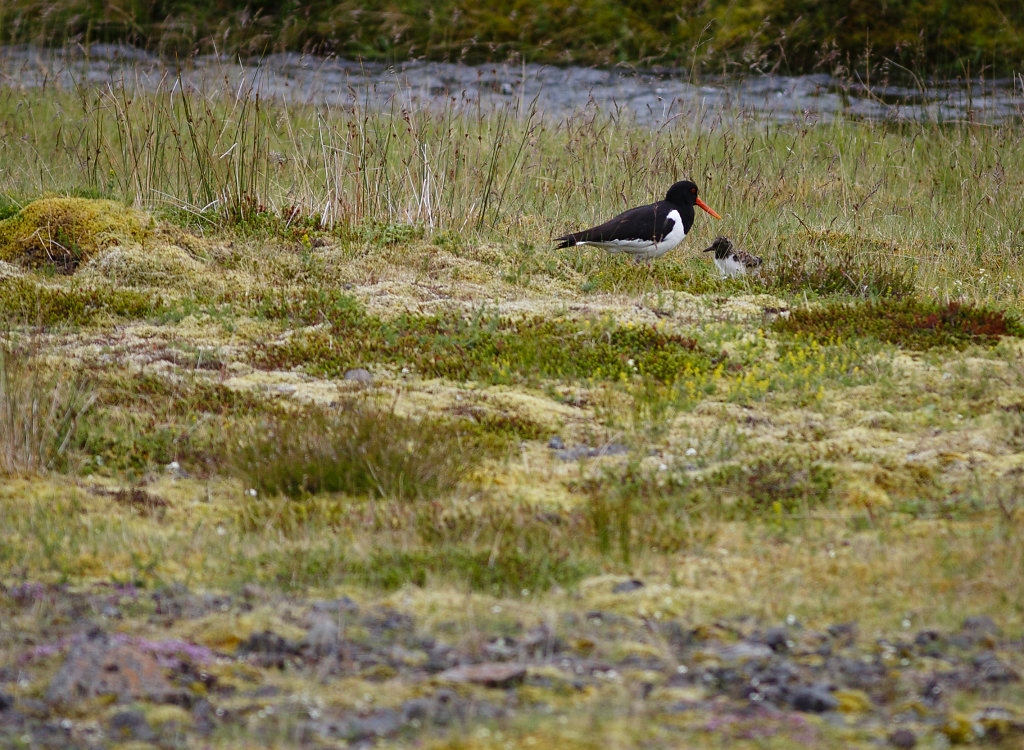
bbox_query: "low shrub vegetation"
[230,402,477,500]
[775,298,1024,350]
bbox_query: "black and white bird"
[703,236,763,277]
[554,180,722,262]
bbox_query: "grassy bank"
[2,63,1024,747]
[1,69,1022,298]
[2,0,1024,76]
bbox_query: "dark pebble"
[0,692,12,711]
[236,630,302,669]
[612,579,645,593]
[547,435,565,450]
[108,709,156,742]
[962,615,999,636]
[401,698,431,722]
[555,443,628,461]
[973,650,1019,682]
[951,615,1000,648]
[888,728,917,748]
[788,685,839,713]
[426,644,457,673]
[428,689,462,725]
[237,630,301,654]
[348,708,401,741]
[760,626,790,652]
[827,622,857,645]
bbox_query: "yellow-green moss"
[0,197,152,273]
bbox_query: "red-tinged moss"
[774,298,1024,350]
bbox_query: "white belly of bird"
[578,209,686,260]
[715,254,748,277]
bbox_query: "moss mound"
[0,198,152,274]
[81,244,205,287]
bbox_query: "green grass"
[1,0,1021,75]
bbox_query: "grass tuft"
[0,341,94,476]
[231,402,475,501]
[768,231,915,299]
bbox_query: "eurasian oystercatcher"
[703,236,762,277]
[554,180,722,261]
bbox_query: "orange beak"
[696,197,722,220]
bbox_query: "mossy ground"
[2,194,1024,747]
[2,67,1024,746]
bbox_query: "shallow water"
[1,44,1021,125]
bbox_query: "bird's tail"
[554,234,579,249]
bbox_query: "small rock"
[0,692,12,711]
[401,698,431,722]
[827,622,857,645]
[108,709,156,742]
[888,728,917,749]
[952,615,1001,648]
[962,615,1000,636]
[344,368,373,384]
[555,442,628,461]
[713,642,773,663]
[303,615,341,656]
[46,630,185,707]
[236,630,301,668]
[483,636,518,660]
[191,699,217,736]
[973,650,1020,682]
[520,624,564,656]
[311,596,358,614]
[348,708,401,741]
[788,685,839,713]
[760,626,790,652]
[439,662,527,688]
[612,579,645,594]
[426,644,456,673]
[547,435,565,450]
